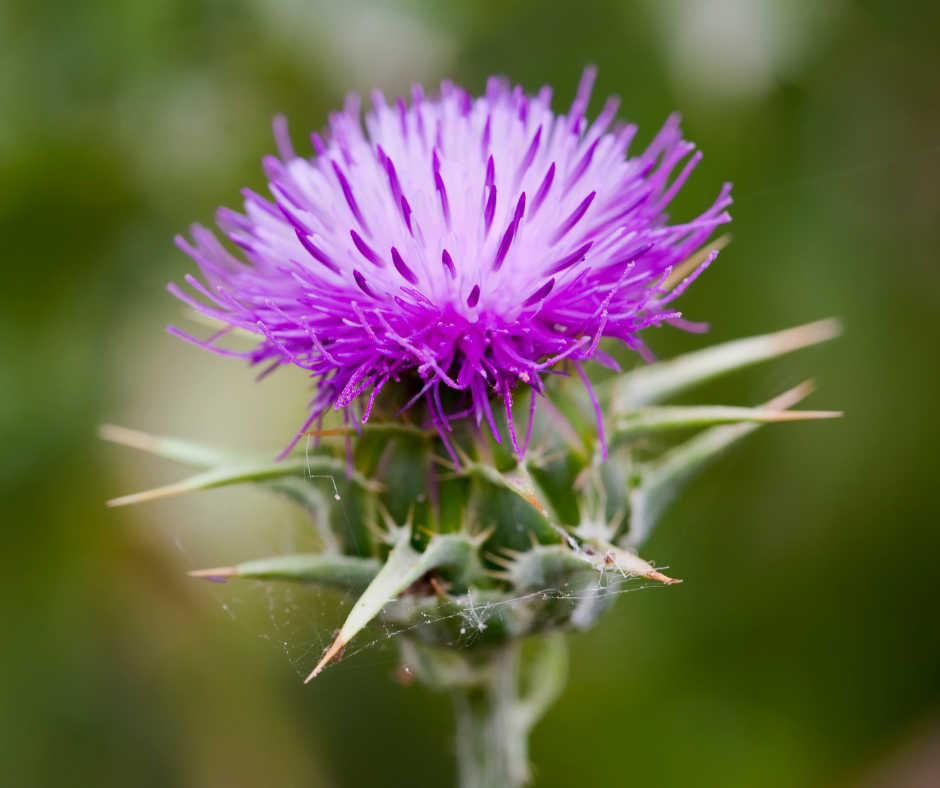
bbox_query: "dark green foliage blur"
[1,0,938,785]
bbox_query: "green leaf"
[463,456,564,548]
[506,542,679,590]
[306,529,482,681]
[188,553,381,594]
[528,458,584,527]
[609,404,841,448]
[106,454,381,507]
[505,545,592,592]
[623,382,818,547]
[609,318,841,413]
[101,425,381,554]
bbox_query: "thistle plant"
[103,68,840,788]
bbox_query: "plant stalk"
[451,637,568,788]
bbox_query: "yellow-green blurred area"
[1,0,938,785]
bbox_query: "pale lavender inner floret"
[169,68,732,459]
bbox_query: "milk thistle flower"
[169,67,731,459]
[106,67,840,788]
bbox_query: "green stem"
[454,642,525,788]
[451,637,568,788]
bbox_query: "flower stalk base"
[454,643,529,788]
[400,636,568,788]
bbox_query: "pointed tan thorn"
[187,566,238,580]
[373,498,400,534]
[499,462,550,516]
[363,517,390,543]
[485,570,513,582]
[769,319,842,355]
[485,552,516,570]
[610,319,842,414]
[305,635,346,683]
[429,577,449,598]
[429,454,456,470]
[646,570,682,585]
[454,443,473,465]
[519,489,548,516]
[470,524,496,547]
[99,424,162,452]
[107,481,192,507]
[765,380,816,411]
[754,410,842,421]
[608,507,626,534]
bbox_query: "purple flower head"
[170,68,732,458]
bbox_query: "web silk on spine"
[169,67,732,457]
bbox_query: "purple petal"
[295,230,339,272]
[492,221,516,271]
[331,161,369,235]
[442,249,456,279]
[484,186,497,235]
[353,269,377,298]
[546,241,593,274]
[530,162,556,216]
[434,170,451,228]
[350,229,385,268]
[391,247,419,285]
[549,191,596,245]
[467,285,480,307]
[523,278,555,306]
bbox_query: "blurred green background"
[2,0,939,785]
